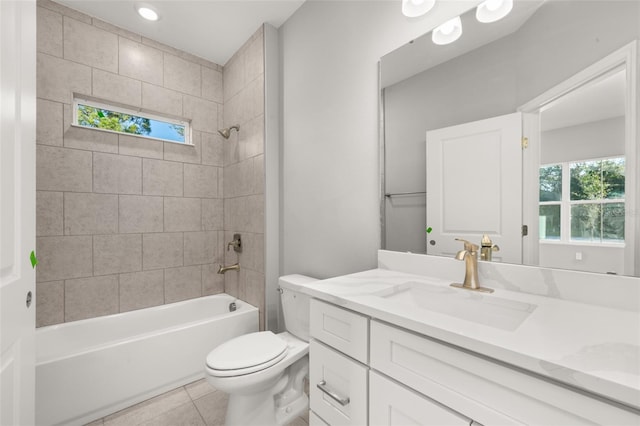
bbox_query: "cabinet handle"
[316,380,350,406]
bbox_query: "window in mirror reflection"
[539,157,625,243]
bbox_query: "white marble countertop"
[300,267,640,410]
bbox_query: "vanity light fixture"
[476,0,513,23]
[432,16,462,45]
[402,0,436,18]
[136,4,159,21]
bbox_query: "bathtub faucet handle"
[227,234,242,253]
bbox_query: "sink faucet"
[450,238,494,293]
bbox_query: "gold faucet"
[450,238,494,293]
[480,234,500,261]
[217,263,239,274]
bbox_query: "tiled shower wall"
[222,27,266,329]
[35,0,227,326]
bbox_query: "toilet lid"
[206,331,288,371]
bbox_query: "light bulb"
[137,6,158,21]
[402,0,436,18]
[432,16,462,45]
[476,0,513,23]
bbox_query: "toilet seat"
[206,331,289,377]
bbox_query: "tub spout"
[217,263,239,274]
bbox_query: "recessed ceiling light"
[402,0,436,18]
[136,5,158,21]
[432,16,462,45]
[476,0,513,23]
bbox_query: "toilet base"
[224,357,309,426]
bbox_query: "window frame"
[539,156,625,246]
[72,96,193,146]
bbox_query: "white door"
[0,1,37,425]
[426,112,522,263]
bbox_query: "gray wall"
[383,0,640,254]
[35,0,227,326]
[279,0,479,279]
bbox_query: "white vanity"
[303,250,640,425]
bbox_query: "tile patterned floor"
[85,379,309,426]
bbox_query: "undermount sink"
[374,281,537,331]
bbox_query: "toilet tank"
[279,274,318,342]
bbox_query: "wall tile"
[37,6,62,57]
[64,192,118,235]
[143,232,183,270]
[164,131,201,164]
[223,53,245,103]
[36,280,64,327]
[202,264,224,296]
[38,0,91,24]
[246,77,265,123]
[239,269,265,327]
[238,114,264,161]
[184,231,216,266]
[64,125,119,153]
[119,134,163,159]
[63,17,118,72]
[92,69,141,107]
[37,53,91,104]
[241,232,264,273]
[223,197,246,233]
[164,265,202,303]
[36,98,63,146]
[36,145,92,192]
[244,30,264,85]
[164,197,201,232]
[223,93,242,131]
[202,199,223,231]
[201,132,223,167]
[37,191,63,236]
[252,155,264,195]
[92,19,141,42]
[164,54,202,97]
[119,195,163,233]
[247,194,265,234]
[184,164,217,198]
[65,275,119,321]
[119,270,164,312]
[183,95,217,134]
[93,152,142,194]
[94,234,142,275]
[202,66,223,103]
[36,235,92,282]
[118,37,163,85]
[141,83,183,117]
[141,37,221,70]
[142,159,183,196]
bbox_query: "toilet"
[205,274,318,426]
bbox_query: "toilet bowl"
[205,274,317,426]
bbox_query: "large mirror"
[380,0,639,276]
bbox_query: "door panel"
[426,112,522,263]
[0,1,37,424]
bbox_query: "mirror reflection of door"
[535,67,632,275]
[426,112,522,263]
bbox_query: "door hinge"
[521,137,529,149]
[522,225,528,236]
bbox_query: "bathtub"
[35,294,258,426]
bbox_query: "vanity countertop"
[300,268,640,410]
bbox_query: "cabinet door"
[370,371,470,426]
[309,410,330,426]
[310,340,368,425]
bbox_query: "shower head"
[218,124,240,139]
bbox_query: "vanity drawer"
[370,371,471,426]
[309,410,329,426]
[310,299,369,363]
[310,340,368,425]
[370,320,639,426]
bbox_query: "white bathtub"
[35,294,258,426]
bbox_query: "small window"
[539,157,625,244]
[73,97,191,145]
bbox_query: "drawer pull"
[316,380,350,406]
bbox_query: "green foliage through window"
[75,101,188,144]
[539,157,625,243]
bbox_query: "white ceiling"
[541,69,626,131]
[54,0,306,66]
